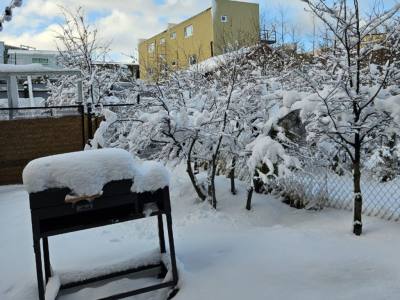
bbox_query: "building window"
[188,54,197,66]
[184,25,193,38]
[221,15,228,23]
[148,42,155,53]
[160,38,166,45]
[170,32,176,40]
[32,57,49,65]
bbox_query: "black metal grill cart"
[22,149,179,300]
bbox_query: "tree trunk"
[210,157,218,209]
[186,158,206,201]
[246,186,254,211]
[229,158,237,195]
[353,138,363,236]
[207,162,213,206]
[186,137,206,201]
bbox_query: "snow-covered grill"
[23,149,178,300]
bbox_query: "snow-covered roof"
[22,148,170,196]
[190,47,252,73]
[0,63,81,77]
[92,61,138,67]
[7,49,60,55]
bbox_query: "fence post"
[87,102,93,140]
[77,80,83,104]
[79,105,86,149]
[324,166,328,209]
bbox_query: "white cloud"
[1,24,59,50]
[1,0,395,62]
[1,0,210,62]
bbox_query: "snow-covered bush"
[114,46,299,209]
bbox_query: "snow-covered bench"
[23,149,178,300]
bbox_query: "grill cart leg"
[33,238,45,300]
[165,213,178,285]
[157,215,166,254]
[157,215,168,278]
[43,237,52,283]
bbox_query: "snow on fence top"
[22,148,169,196]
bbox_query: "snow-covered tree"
[48,6,130,105]
[294,0,400,235]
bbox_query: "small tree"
[48,6,127,105]
[298,0,400,235]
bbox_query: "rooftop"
[7,49,60,55]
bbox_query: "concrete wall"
[0,116,85,185]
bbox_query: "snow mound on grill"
[23,149,136,195]
[132,161,170,193]
[22,148,171,195]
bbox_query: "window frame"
[32,57,49,64]
[221,15,228,23]
[170,32,177,40]
[184,25,193,38]
[148,42,155,54]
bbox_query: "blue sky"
[0,0,397,62]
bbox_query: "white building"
[6,49,60,67]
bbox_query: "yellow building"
[138,0,260,80]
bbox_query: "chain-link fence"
[280,157,400,222]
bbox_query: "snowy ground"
[1,165,400,300]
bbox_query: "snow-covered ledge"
[0,63,82,78]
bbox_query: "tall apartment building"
[138,0,259,80]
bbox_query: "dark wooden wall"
[0,116,85,185]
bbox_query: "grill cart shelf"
[23,149,178,300]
